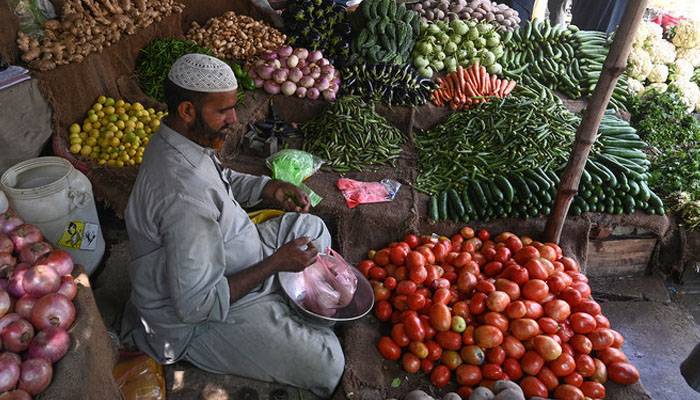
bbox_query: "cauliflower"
[672,20,700,49]
[648,38,676,64]
[626,47,654,81]
[669,59,694,82]
[677,48,700,67]
[648,64,670,83]
[646,82,669,93]
[627,78,646,96]
[670,80,700,112]
[634,21,663,49]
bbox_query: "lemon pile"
[68,96,166,168]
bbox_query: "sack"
[301,249,358,317]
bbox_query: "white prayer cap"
[168,53,238,93]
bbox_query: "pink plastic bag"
[301,249,358,317]
[336,178,401,209]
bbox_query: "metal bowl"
[278,267,374,326]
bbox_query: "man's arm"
[226,237,318,303]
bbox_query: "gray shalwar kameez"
[121,124,344,398]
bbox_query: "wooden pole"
[543,0,649,243]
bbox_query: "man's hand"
[270,237,318,273]
[263,180,311,212]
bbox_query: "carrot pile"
[431,63,517,110]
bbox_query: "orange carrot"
[490,75,498,95]
[503,80,517,96]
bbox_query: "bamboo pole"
[543,0,648,243]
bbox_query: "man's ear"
[177,101,197,124]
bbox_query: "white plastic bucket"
[0,157,105,275]
[0,189,7,214]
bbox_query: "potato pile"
[186,11,286,61]
[17,0,184,71]
[411,0,521,31]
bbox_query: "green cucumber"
[511,174,532,198]
[495,175,515,203]
[470,180,488,211]
[448,189,465,217]
[429,195,439,221]
[439,191,449,220]
[488,181,504,203]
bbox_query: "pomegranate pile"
[0,208,78,399]
[364,227,639,399]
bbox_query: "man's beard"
[192,113,231,151]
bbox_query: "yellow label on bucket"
[58,220,98,251]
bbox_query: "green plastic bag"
[266,150,324,207]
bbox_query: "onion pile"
[0,208,76,398]
[366,227,639,399]
[248,46,341,101]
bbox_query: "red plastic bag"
[301,249,358,317]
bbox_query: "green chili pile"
[302,96,404,172]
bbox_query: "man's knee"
[310,336,344,397]
[297,213,331,250]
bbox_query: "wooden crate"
[587,238,657,277]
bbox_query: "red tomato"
[482,363,505,380]
[460,226,475,239]
[407,293,426,311]
[452,301,469,319]
[373,284,391,302]
[454,252,472,267]
[523,279,550,302]
[503,357,523,380]
[483,261,503,277]
[560,257,579,272]
[421,358,434,374]
[571,281,592,299]
[493,247,512,263]
[524,259,549,281]
[402,352,420,373]
[389,246,407,266]
[506,301,528,320]
[430,365,451,388]
[511,318,540,341]
[503,335,526,359]
[433,288,451,305]
[547,275,568,295]
[396,280,417,295]
[429,303,452,332]
[570,335,593,354]
[495,279,521,301]
[544,299,571,322]
[436,331,463,351]
[588,328,615,351]
[469,292,488,315]
[538,317,560,334]
[482,247,498,262]
[521,350,545,375]
[483,312,509,333]
[475,325,504,349]
[576,354,596,377]
[537,366,559,391]
[409,265,428,285]
[486,291,511,312]
[433,243,449,264]
[510,266,530,285]
[374,249,391,266]
[549,353,577,377]
[358,260,375,277]
[611,329,625,348]
[455,364,482,386]
[515,246,539,264]
[533,335,563,361]
[442,350,463,370]
[392,295,408,311]
[394,266,408,281]
[557,322,575,343]
[525,300,545,319]
[377,337,401,360]
[475,280,496,294]
[581,381,606,398]
[570,312,597,334]
[539,245,558,262]
[564,372,584,387]
[559,287,583,307]
[597,347,629,365]
[460,345,485,366]
[595,313,611,329]
[478,229,490,241]
[408,341,429,359]
[486,346,506,365]
[553,384,584,400]
[592,358,607,384]
[404,313,425,342]
[374,301,392,321]
[425,340,442,361]
[573,299,601,316]
[462,326,475,345]
[369,266,387,281]
[521,376,548,397]
[421,316,437,340]
[383,277,397,290]
[404,233,420,249]
[391,324,410,347]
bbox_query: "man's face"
[189,90,238,150]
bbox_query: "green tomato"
[486,35,500,48]
[438,32,450,44]
[414,55,430,68]
[417,41,433,54]
[492,44,505,58]
[481,49,496,66]
[436,51,446,61]
[474,37,487,49]
[450,19,469,36]
[432,59,445,71]
[427,23,441,35]
[468,27,480,41]
[462,40,475,51]
[418,66,434,78]
[451,316,466,333]
[445,57,458,71]
[445,41,458,55]
[487,63,502,75]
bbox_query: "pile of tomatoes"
[362,227,640,399]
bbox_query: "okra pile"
[302,96,404,172]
